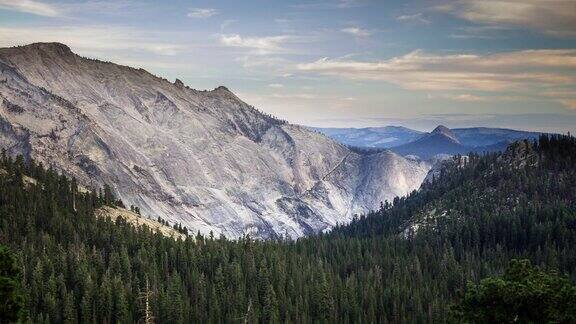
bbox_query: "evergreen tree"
[0,135,574,323]
[0,246,25,322]
[456,259,576,323]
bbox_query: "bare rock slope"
[0,43,431,238]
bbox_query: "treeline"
[0,134,575,323]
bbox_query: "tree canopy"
[0,134,574,322]
[456,259,576,323]
[0,245,25,322]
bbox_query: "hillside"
[95,206,187,240]
[337,134,576,244]
[1,135,575,322]
[0,42,430,239]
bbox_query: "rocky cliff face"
[0,43,431,239]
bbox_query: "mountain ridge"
[0,42,431,239]
[315,124,542,159]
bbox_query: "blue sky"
[1,0,575,133]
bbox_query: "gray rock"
[0,43,431,239]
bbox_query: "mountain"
[2,131,574,323]
[390,125,542,159]
[337,134,576,242]
[311,125,423,148]
[0,42,431,239]
[389,125,468,159]
[315,125,542,160]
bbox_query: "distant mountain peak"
[431,125,459,143]
[432,125,450,133]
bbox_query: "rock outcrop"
[0,43,431,238]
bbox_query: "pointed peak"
[211,85,239,99]
[431,125,459,143]
[174,78,185,89]
[432,125,450,134]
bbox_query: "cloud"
[541,89,576,110]
[444,94,488,102]
[558,99,576,110]
[298,49,576,109]
[0,0,142,18]
[434,0,576,37]
[0,26,184,56]
[429,93,528,103]
[235,55,290,69]
[396,13,430,24]
[0,0,60,17]
[298,49,576,89]
[187,8,219,18]
[341,27,371,38]
[219,34,293,55]
[268,83,285,88]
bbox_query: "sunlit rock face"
[0,43,431,239]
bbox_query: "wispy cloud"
[341,27,371,38]
[428,93,527,103]
[187,8,219,19]
[298,49,576,109]
[558,99,576,110]
[298,49,576,88]
[396,13,430,24]
[268,83,285,88]
[434,0,576,37]
[541,89,576,110]
[0,0,60,17]
[0,0,142,18]
[219,34,293,55]
[443,94,488,102]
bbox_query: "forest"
[0,134,575,323]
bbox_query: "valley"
[1,134,574,322]
[1,1,575,322]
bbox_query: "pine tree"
[0,245,25,322]
[113,277,130,323]
[262,284,279,323]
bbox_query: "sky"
[0,0,575,133]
